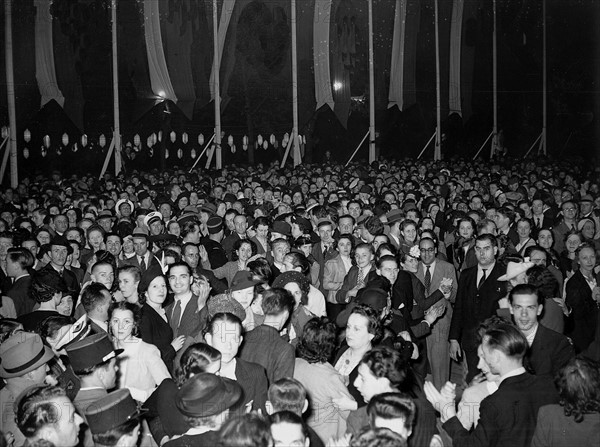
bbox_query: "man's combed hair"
[482,322,528,360]
[92,418,140,447]
[350,427,407,447]
[218,413,272,447]
[260,288,294,317]
[81,282,110,314]
[267,378,307,415]
[16,385,67,439]
[296,317,337,364]
[367,392,416,432]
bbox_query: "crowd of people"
[0,154,600,447]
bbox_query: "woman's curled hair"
[296,317,337,364]
[555,356,600,423]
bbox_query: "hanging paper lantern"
[182,132,188,144]
[133,134,141,146]
[243,144,248,151]
[198,133,205,146]
[165,148,169,159]
[62,133,69,146]
[151,133,157,146]
[99,134,106,148]
[81,134,88,147]
[149,148,154,157]
[231,144,236,153]
[170,131,176,143]
[228,135,234,146]
[257,135,263,146]
[56,147,62,156]
[24,129,31,143]
[23,147,29,159]
[72,143,78,153]
[270,134,276,145]
[177,148,183,159]
[1,127,8,139]
[283,133,290,146]
[41,147,47,157]
[243,135,249,146]
[191,148,197,159]
[263,140,268,150]
[158,131,163,142]
[43,135,51,148]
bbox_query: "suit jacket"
[222,232,242,260]
[564,270,599,352]
[7,275,34,316]
[322,254,348,304]
[449,263,507,351]
[526,324,574,378]
[140,304,176,371]
[201,237,228,269]
[443,372,559,447]
[37,263,81,300]
[532,212,554,230]
[165,294,202,339]
[123,253,163,285]
[239,325,294,385]
[415,260,458,334]
[335,264,377,304]
[312,242,339,293]
[235,358,268,412]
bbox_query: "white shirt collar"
[423,260,436,275]
[498,366,526,384]
[175,292,193,311]
[525,323,539,346]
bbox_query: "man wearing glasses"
[552,201,578,254]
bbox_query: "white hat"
[498,261,535,282]
[115,198,134,216]
[144,211,163,227]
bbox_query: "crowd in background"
[0,154,600,447]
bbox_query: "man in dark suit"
[532,197,555,230]
[37,236,80,301]
[336,243,376,305]
[239,288,295,385]
[426,322,559,447]
[80,283,112,335]
[6,248,35,316]
[222,214,248,260]
[165,262,202,340]
[509,284,574,378]
[123,228,162,285]
[449,233,507,382]
[311,218,337,295]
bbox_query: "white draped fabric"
[143,0,177,102]
[34,0,64,107]
[449,0,464,115]
[388,0,407,110]
[313,0,334,110]
[210,0,237,101]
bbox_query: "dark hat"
[176,191,190,202]
[207,294,246,322]
[132,226,151,240]
[508,175,519,185]
[316,217,333,228]
[182,205,200,215]
[272,220,291,236]
[65,333,123,372]
[200,203,217,215]
[176,373,242,417]
[49,235,74,254]
[0,332,55,378]
[97,210,115,221]
[229,271,260,292]
[137,190,151,203]
[272,271,310,292]
[359,185,373,195]
[291,215,311,230]
[386,209,404,225]
[177,212,198,227]
[336,287,388,327]
[85,389,147,434]
[207,216,224,234]
[580,194,594,203]
[223,193,237,203]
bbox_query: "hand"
[198,245,209,262]
[424,381,456,423]
[425,305,445,325]
[498,297,510,309]
[248,253,265,262]
[552,297,571,316]
[332,393,357,411]
[398,331,412,342]
[326,433,351,447]
[171,335,186,352]
[449,340,461,361]
[468,372,486,387]
[430,434,444,447]
[194,277,211,302]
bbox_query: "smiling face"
[565,234,582,254]
[537,229,553,249]
[355,246,374,269]
[401,224,417,243]
[146,276,168,306]
[168,265,193,296]
[578,246,596,274]
[236,242,253,262]
[377,259,399,285]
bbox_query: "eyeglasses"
[419,248,436,253]
[563,207,576,212]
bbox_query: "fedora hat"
[386,209,404,225]
[200,203,217,215]
[65,333,123,373]
[131,226,151,240]
[49,235,74,255]
[229,271,261,293]
[272,220,291,237]
[498,261,535,282]
[97,210,116,221]
[176,373,242,417]
[0,332,55,379]
[85,389,147,434]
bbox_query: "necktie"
[536,217,541,228]
[323,244,328,258]
[170,300,182,336]
[424,266,432,295]
[139,256,146,272]
[478,269,487,289]
[357,268,365,287]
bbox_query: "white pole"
[213,0,222,169]
[541,0,547,155]
[5,0,18,187]
[367,0,376,163]
[345,130,370,166]
[280,128,295,168]
[434,0,441,160]
[189,134,215,173]
[291,0,300,166]
[491,0,498,159]
[111,0,122,176]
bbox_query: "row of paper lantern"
[15,128,307,153]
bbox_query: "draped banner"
[34,0,64,107]
[388,0,407,110]
[143,0,177,102]
[161,0,197,119]
[449,0,464,115]
[314,0,334,110]
[403,0,420,108]
[210,0,237,101]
